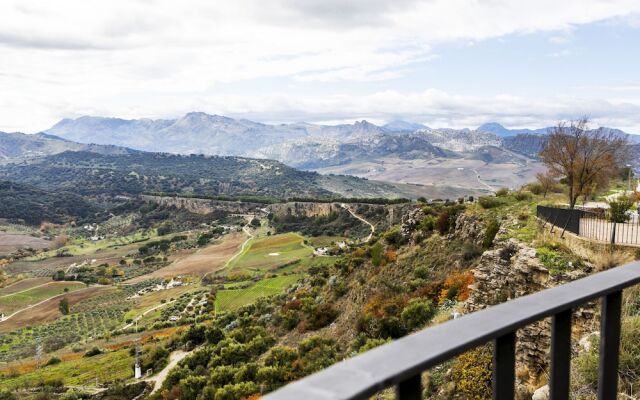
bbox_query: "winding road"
[340,204,375,243]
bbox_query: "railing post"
[550,310,572,400]
[493,331,516,400]
[396,374,421,400]
[598,291,622,400]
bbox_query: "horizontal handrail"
[264,261,640,400]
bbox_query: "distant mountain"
[501,134,548,159]
[47,113,386,156]
[478,122,640,142]
[0,131,137,162]
[477,123,550,137]
[382,120,427,133]
[414,128,501,152]
[250,133,454,169]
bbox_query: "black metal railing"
[537,205,640,246]
[264,261,640,400]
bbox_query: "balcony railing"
[264,261,640,400]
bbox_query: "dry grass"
[591,249,633,271]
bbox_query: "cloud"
[0,0,640,132]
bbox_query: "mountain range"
[1,113,637,195]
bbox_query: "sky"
[1,0,640,133]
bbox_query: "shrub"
[400,299,435,331]
[478,196,502,209]
[482,218,501,249]
[450,345,492,399]
[514,191,532,201]
[438,272,474,304]
[84,346,102,357]
[609,195,634,223]
[58,297,70,315]
[45,356,62,367]
[495,188,509,196]
[462,242,483,261]
[369,242,385,267]
[383,227,405,246]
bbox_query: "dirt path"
[471,168,496,193]
[223,224,254,268]
[0,278,53,297]
[121,300,174,331]
[0,286,109,332]
[147,350,191,394]
[341,204,375,243]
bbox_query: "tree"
[540,118,628,208]
[535,172,556,198]
[58,297,70,315]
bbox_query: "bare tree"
[535,172,556,198]
[539,117,628,208]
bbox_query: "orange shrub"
[438,271,474,304]
[384,249,397,263]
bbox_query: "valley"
[314,154,545,192]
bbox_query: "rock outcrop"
[464,239,596,398]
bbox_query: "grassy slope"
[0,281,86,314]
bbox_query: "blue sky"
[1,0,640,133]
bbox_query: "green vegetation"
[215,275,302,311]
[0,281,85,315]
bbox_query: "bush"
[58,297,70,315]
[84,346,102,357]
[478,196,502,209]
[45,356,62,367]
[514,191,532,201]
[495,188,509,196]
[483,218,501,249]
[400,299,435,331]
[609,195,634,223]
[383,227,405,246]
[450,345,492,399]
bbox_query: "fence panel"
[537,206,640,246]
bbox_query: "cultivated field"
[0,286,112,333]
[0,281,86,315]
[215,274,302,311]
[127,231,245,282]
[0,232,51,256]
[225,232,312,275]
[0,277,51,296]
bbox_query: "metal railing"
[264,261,640,400]
[537,205,640,246]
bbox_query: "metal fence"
[264,261,640,400]
[537,205,640,246]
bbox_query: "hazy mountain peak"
[383,120,427,133]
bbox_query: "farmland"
[215,274,301,311]
[0,197,369,396]
[224,232,313,276]
[0,281,86,315]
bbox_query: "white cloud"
[0,0,640,131]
